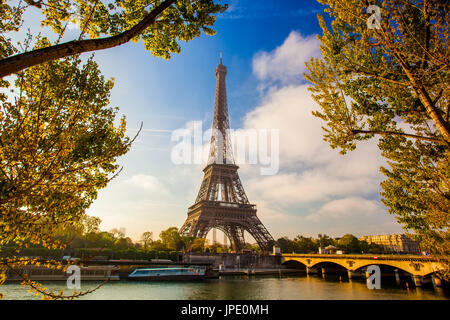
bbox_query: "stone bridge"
[281,254,447,286]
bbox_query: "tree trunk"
[0,0,176,78]
[414,84,450,144]
[396,54,450,144]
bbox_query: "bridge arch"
[281,260,307,270]
[353,262,412,275]
[310,261,349,275]
[281,254,444,278]
[310,261,348,270]
[354,261,414,278]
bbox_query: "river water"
[1,275,449,300]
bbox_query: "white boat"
[127,266,206,281]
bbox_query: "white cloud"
[242,83,384,206]
[238,31,402,238]
[125,174,166,192]
[255,201,289,221]
[247,171,379,206]
[306,197,385,222]
[244,85,332,166]
[252,31,321,84]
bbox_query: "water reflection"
[1,275,448,300]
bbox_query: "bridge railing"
[281,253,444,263]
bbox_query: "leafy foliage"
[276,234,383,254]
[305,0,449,279]
[1,0,228,65]
[0,42,132,297]
[0,0,228,299]
[0,52,130,247]
[159,227,184,250]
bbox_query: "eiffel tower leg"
[227,225,245,252]
[179,220,194,237]
[197,224,211,239]
[179,218,202,237]
[246,227,274,251]
[245,216,275,251]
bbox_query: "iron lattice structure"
[179,58,274,252]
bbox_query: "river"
[1,275,449,300]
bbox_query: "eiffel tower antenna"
[179,58,274,252]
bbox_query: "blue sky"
[12,0,404,242]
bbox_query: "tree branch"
[346,68,410,87]
[24,0,43,8]
[0,0,176,78]
[352,129,445,144]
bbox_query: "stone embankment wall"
[183,253,281,269]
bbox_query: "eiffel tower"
[179,56,274,252]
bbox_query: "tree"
[0,0,228,77]
[159,227,183,250]
[305,0,449,279]
[109,228,126,239]
[80,215,102,235]
[52,215,101,245]
[246,243,262,253]
[316,234,335,247]
[149,239,167,251]
[359,240,383,254]
[140,231,153,249]
[294,235,318,253]
[0,53,131,245]
[180,235,196,252]
[276,237,297,254]
[189,238,207,252]
[114,237,133,250]
[337,234,360,253]
[0,48,132,298]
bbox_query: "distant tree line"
[276,234,384,254]
[1,215,385,259]
[0,216,254,260]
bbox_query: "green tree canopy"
[159,227,183,250]
[0,51,131,250]
[337,234,360,253]
[140,231,153,249]
[0,0,228,77]
[305,0,449,279]
[276,237,298,254]
[316,234,335,247]
[0,45,132,298]
[80,215,102,235]
[189,238,207,252]
[294,235,320,253]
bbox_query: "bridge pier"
[412,275,423,287]
[431,275,443,287]
[347,270,358,279]
[394,269,400,285]
[321,268,326,278]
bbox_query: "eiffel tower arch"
[179,57,274,252]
